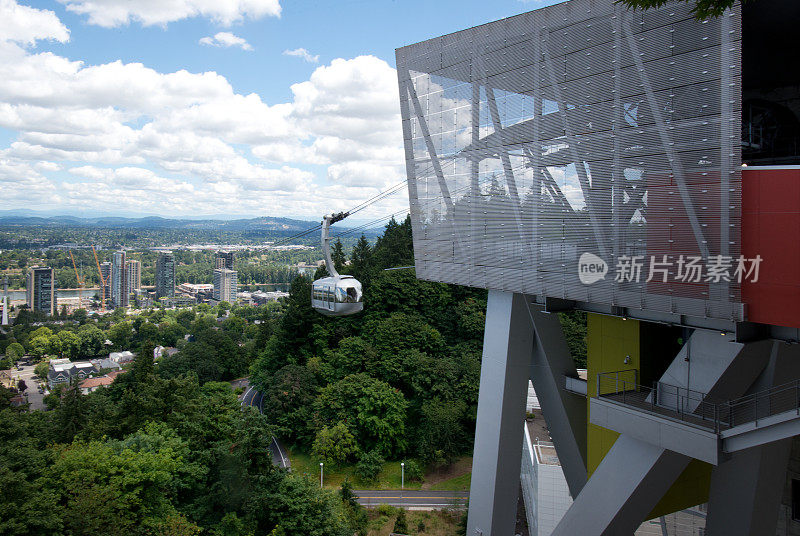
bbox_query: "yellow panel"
[648,460,712,518]
[586,313,710,513]
[587,313,639,476]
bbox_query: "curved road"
[239,381,469,510]
[240,384,291,470]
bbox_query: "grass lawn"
[366,507,463,536]
[430,472,471,491]
[288,450,424,490]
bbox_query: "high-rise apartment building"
[155,251,175,299]
[26,266,56,315]
[215,250,234,270]
[126,259,141,296]
[99,261,112,307]
[111,251,128,308]
[213,268,237,303]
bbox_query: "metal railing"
[726,378,800,428]
[596,372,800,435]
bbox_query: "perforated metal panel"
[397,0,744,321]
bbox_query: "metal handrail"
[595,372,800,435]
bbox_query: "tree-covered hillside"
[250,216,487,468]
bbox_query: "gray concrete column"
[705,342,800,536]
[706,438,792,536]
[528,304,588,497]
[552,435,690,536]
[467,291,534,536]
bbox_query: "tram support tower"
[397,0,800,532]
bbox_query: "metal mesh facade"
[396,0,743,321]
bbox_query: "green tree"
[258,475,352,536]
[331,239,346,273]
[58,380,88,443]
[354,450,384,484]
[616,0,744,19]
[416,399,468,467]
[314,373,408,457]
[49,429,186,535]
[349,234,372,278]
[560,311,587,368]
[250,276,317,377]
[403,460,423,482]
[58,330,81,359]
[29,333,60,359]
[393,509,408,534]
[371,215,413,270]
[34,361,49,380]
[131,342,155,383]
[311,422,357,466]
[366,313,445,387]
[78,324,106,357]
[175,309,196,330]
[107,321,134,351]
[135,321,159,345]
[5,342,25,361]
[213,513,254,536]
[323,336,377,382]
[159,329,245,383]
[71,308,88,324]
[158,321,186,347]
[259,364,318,447]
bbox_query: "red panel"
[742,168,800,329]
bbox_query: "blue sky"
[0,0,559,221]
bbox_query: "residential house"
[47,361,97,389]
[79,370,125,394]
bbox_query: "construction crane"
[92,246,110,312]
[69,250,86,310]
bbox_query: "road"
[239,381,468,510]
[353,490,469,510]
[6,363,46,411]
[239,383,291,470]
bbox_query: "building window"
[792,479,800,521]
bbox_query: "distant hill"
[0,213,383,238]
[0,214,315,230]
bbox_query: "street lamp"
[401,462,405,490]
[320,462,324,488]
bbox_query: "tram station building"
[397,0,800,533]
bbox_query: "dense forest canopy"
[0,216,587,535]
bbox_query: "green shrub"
[393,509,408,534]
[404,460,423,482]
[377,503,399,516]
[355,450,384,483]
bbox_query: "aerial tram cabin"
[311,212,363,316]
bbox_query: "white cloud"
[283,47,318,63]
[0,3,408,219]
[58,0,281,28]
[199,32,252,51]
[0,0,70,45]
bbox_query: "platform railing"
[596,372,723,434]
[596,372,800,435]
[725,378,800,428]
